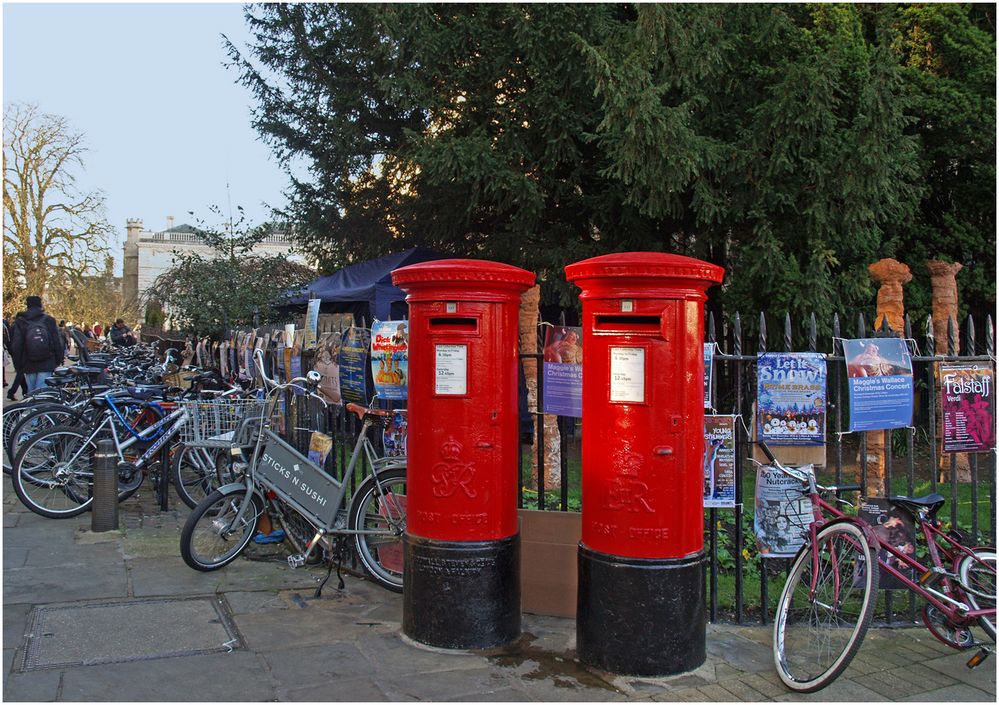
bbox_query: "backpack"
[24,320,52,362]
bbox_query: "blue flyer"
[542,326,582,417]
[757,352,826,446]
[844,338,913,432]
[338,326,372,404]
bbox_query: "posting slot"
[594,315,661,334]
[428,316,479,334]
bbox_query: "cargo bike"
[180,349,407,592]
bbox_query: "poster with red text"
[941,363,995,452]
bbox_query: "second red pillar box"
[565,252,724,676]
[392,259,535,649]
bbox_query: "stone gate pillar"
[927,260,969,481]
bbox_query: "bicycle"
[11,389,261,518]
[179,349,408,593]
[756,441,996,693]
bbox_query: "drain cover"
[19,596,242,671]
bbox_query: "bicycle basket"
[178,398,269,447]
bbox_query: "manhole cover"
[19,596,243,671]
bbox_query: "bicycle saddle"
[346,402,391,421]
[127,385,168,400]
[889,493,946,517]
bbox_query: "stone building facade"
[121,217,303,309]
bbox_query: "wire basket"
[178,398,269,447]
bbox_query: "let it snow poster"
[757,352,826,446]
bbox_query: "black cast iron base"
[577,544,706,676]
[403,533,521,649]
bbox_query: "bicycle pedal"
[967,648,990,669]
[287,554,306,569]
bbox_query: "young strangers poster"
[754,463,813,557]
[542,326,583,417]
[843,338,913,432]
[703,415,736,508]
[941,363,995,452]
[371,321,409,401]
[757,352,826,446]
[339,326,373,404]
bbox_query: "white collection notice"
[435,344,468,395]
[610,347,645,403]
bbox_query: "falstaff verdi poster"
[371,321,409,401]
[757,352,826,446]
[843,337,913,432]
[941,363,995,452]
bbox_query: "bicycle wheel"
[773,520,879,692]
[957,548,996,641]
[172,445,225,509]
[3,401,69,474]
[180,488,262,571]
[8,404,87,463]
[346,466,406,592]
[12,425,99,518]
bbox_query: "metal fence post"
[91,439,119,532]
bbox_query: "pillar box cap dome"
[392,259,535,300]
[565,252,724,288]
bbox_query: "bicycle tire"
[180,488,262,571]
[12,425,99,518]
[7,404,88,465]
[346,466,406,592]
[3,401,71,474]
[773,520,879,693]
[172,445,225,509]
[957,548,996,641]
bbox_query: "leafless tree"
[3,102,113,317]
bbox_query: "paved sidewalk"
[3,483,995,702]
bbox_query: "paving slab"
[377,666,523,701]
[259,641,373,688]
[3,604,32,650]
[896,683,995,701]
[772,677,891,702]
[2,668,61,702]
[126,556,226,597]
[3,562,127,605]
[278,676,391,702]
[922,650,997,694]
[59,650,274,701]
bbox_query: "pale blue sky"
[3,2,289,274]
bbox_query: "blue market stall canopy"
[283,247,447,321]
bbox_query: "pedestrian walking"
[93,321,103,338]
[10,296,63,394]
[6,312,29,401]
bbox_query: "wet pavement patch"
[479,633,621,694]
[18,596,243,671]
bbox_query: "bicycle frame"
[802,482,995,627]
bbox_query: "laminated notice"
[435,344,467,395]
[610,347,645,403]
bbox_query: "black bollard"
[91,439,118,532]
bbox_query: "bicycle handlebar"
[756,441,861,495]
[253,348,331,408]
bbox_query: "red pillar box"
[565,252,724,676]
[392,259,535,649]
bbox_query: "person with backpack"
[10,296,63,393]
[6,313,29,401]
